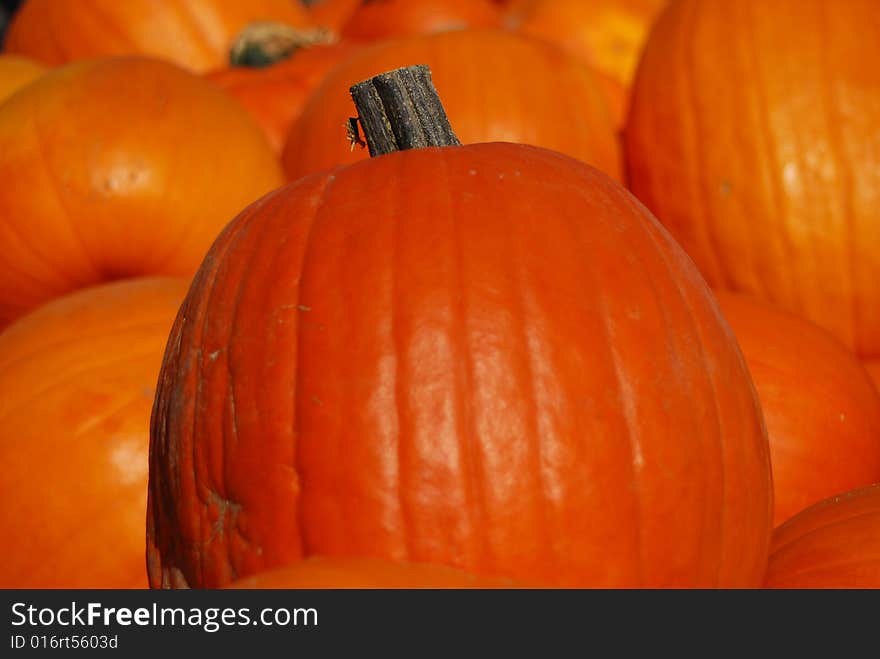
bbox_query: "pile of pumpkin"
[0,0,878,590]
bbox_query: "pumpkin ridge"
[638,212,731,587]
[772,508,880,559]
[814,1,858,351]
[740,2,790,303]
[0,117,82,291]
[388,157,415,563]
[504,164,555,570]
[0,346,160,424]
[148,191,264,588]
[445,148,490,568]
[0,319,173,375]
[771,553,880,583]
[292,171,339,561]
[580,207,648,586]
[681,0,729,290]
[214,184,306,581]
[32,105,108,283]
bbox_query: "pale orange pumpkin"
[0,56,283,328]
[0,277,188,588]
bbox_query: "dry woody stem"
[349,64,461,157]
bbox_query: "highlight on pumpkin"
[2,0,879,595]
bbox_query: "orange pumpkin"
[3,0,312,73]
[306,0,361,33]
[208,42,359,154]
[504,0,667,88]
[715,291,880,526]
[282,30,620,181]
[148,70,772,587]
[766,484,880,588]
[864,360,880,393]
[340,0,500,41]
[625,0,880,358]
[0,53,45,103]
[0,277,188,588]
[0,56,283,329]
[229,557,522,588]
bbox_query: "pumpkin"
[504,0,667,88]
[282,29,620,182]
[0,277,188,588]
[339,0,501,41]
[229,557,522,588]
[864,360,880,393]
[208,41,359,154]
[305,0,361,34]
[3,0,312,74]
[0,56,283,329]
[625,0,880,358]
[147,66,772,589]
[715,291,880,526]
[766,484,880,588]
[0,53,44,103]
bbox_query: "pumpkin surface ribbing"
[148,141,772,589]
[625,0,880,356]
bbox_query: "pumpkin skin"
[3,0,312,74]
[306,0,361,33]
[207,42,359,155]
[0,277,188,588]
[282,29,620,181]
[340,0,500,41]
[229,557,522,588]
[0,56,283,328]
[766,484,880,588]
[504,0,667,88]
[148,142,772,589]
[0,54,45,103]
[625,0,880,357]
[864,360,880,392]
[715,291,880,526]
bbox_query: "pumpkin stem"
[230,21,335,68]
[349,64,461,157]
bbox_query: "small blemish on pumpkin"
[498,172,505,180]
[719,180,732,197]
[840,413,846,422]
[208,349,222,361]
[468,169,477,176]
[312,396,323,406]
[298,304,311,312]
